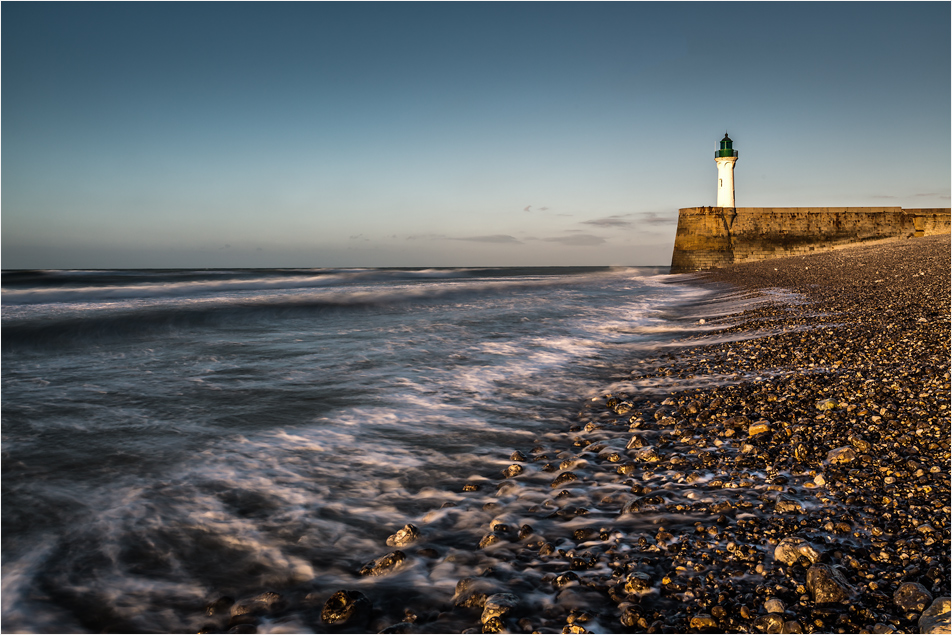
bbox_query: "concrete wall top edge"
[678,207,950,214]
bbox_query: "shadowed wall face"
[670,207,952,273]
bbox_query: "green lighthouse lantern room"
[716,133,737,158]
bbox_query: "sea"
[1,267,756,633]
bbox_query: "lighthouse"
[715,133,738,207]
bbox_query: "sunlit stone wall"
[670,207,952,273]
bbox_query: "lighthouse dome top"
[717,133,737,158]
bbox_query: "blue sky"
[3,2,949,268]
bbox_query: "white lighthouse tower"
[715,133,738,207]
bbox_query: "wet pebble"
[806,564,853,604]
[623,572,652,593]
[894,581,933,613]
[753,613,785,633]
[690,614,717,630]
[826,446,857,464]
[774,536,822,566]
[359,551,407,576]
[455,578,498,609]
[919,597,951,634]
[748,421,771,436]
[386,524,420,547]
[205,596,235,616]
[321,590,372,626]
[503,464,524,478]
[481,593,519,624]
[551,472,579,488]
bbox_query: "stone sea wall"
[670,207,951,273]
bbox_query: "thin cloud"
[581,212,676,227]
[636,212,678,226]
[523,205,532,212]
[406,233,448,241]
[543,234,607,246]
[581,215,633,228]
[914,192,951,199]
[453,234,523,244]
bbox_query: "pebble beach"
[190,234,952,634]
[8,237,947,634]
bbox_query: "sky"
[3,2,949,269]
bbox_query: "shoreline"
[452,235,951,634]
[203,236,950,634]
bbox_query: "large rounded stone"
[894,582,933,613]
[632,447,661,462]
[620,606,647,628]
[551,472,579,488]
[320,590,372,626]
[690,614,717,630]
[753,614,785,633]
[502,464,524,478]
[554,571,580,589]
[774,536,822,566]
[806,564,853,604]
[481,593,519,624]
[919,596,951,634]
[205,596,235,616]
[826,446,857,464]
[748,421,771,437]
[359,550,407,576]
[848,434,872,453]
[624,572,652,594]
[626,435,647,449]
[386,524,420,547]
[455,577,498,608]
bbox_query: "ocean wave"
[1,266,646,305]
[1,275,641,349]
[2,272,378,305]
